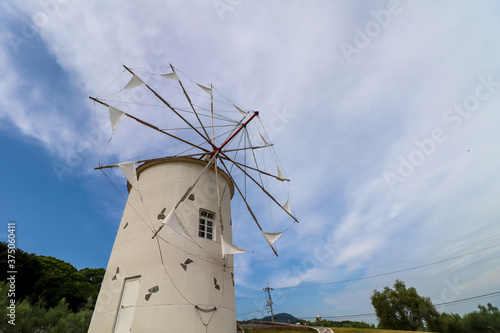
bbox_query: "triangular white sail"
[260,133,270,147]
[197,83,212,95]
[283,199,291,215]
[221,235,246,255]
[277,166,285,181]
[262,231,283,246]
[162,209,191,240]
[109,106,125,131]
[161,72,179,80]
[125,74,145,89]
[233,104,248,116]
[118,162,139,191]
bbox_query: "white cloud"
[2,0,500,319]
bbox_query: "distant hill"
[259,312,299,324]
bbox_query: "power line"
[293,290,500,321]
[434,290,500,307]
[269,254,500,302]
[301,313,375,320]
[235,244,500,301]
[237,310,267,317]
[273,244,500,291]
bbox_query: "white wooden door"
[114,277,140,333]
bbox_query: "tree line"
[371,279,500,332]
[0,242,104,332]
[298,318,375,328]
[1,242,498,332]
[298,279,499,332]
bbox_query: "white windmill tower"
[87,65,298,333]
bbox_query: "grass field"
[243,330,315,333]
[242,328,316,332]
[243,329,316,333]
[331,328,434,333]
[243,328,435,333]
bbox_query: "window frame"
[198,209,216,241]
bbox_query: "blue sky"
[1,0,500,323]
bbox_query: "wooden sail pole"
[218,158,279,257]
[123,65,217,151]
[227,159,290,182]
[169,64,212,143]
[151,151,220,239]
[211,84,215,145]
[89,96,210,156]
[95,146,271,171]
[93,152,208,170]
[220,145,270,154]
[151,112,259,238]
[221,151,298,223]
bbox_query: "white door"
[114,277,140,333]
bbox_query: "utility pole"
[263,283,275,323]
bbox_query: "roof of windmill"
[127,157,235,198]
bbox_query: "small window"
[199,209,216,240]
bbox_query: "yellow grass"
[243,330,314,333]
[243,326,439,333]
[331,328,437,333]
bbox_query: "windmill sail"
[283,199,291,215]
[233,104,248,116]
[221,235,246,255]
[124,74,145,89]
[260,133,271,147]
[162,209,191,240]
[262,231,283,246]
[197,83,212,95]
[277,166,285,181]
[108,106,125,131]
[118,162,139,191]
[161,72,179,80]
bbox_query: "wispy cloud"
[2,0,500,321]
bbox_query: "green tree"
[0,242,104,311]
[44,298,93,333]
[0,241,43,302]
[371,279,440,331]
[436,312,464,333]
[0,281,47,333]
[34,255,89,310]
[0,282,93,333]
[462,303,500,333]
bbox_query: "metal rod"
[216,111,259,153]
